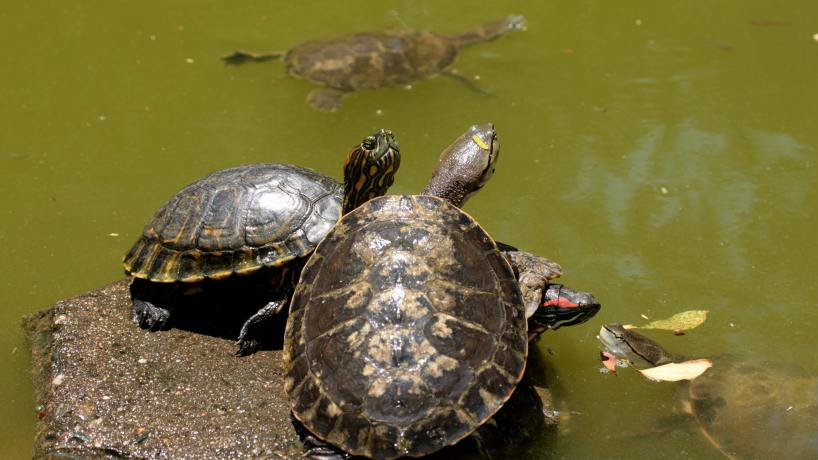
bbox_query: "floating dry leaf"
[600,351,618,374]
[638,359,713,382]
[638,310,709,331]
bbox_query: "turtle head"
[598,323,680,369]
[421,123,499,207]
[342,129,401,214]
[530,284,601,334]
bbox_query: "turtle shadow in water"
[129,269,289,351]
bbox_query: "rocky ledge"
[24,280,556,459]
[24,280,302,459]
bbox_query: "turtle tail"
[445,15,526,49]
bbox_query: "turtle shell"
[684,355,818,459]
[284,195,527,459]
[123,163,342,283]
[284,30,457,91]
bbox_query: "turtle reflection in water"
[284,124,601,459]
[223,16,526,111]
[599,324,818,460]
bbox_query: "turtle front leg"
[495,241,562,318]
[129,279,172,331]
[307,87,349,111]
[236,291,291,356]
[131,300,171,331]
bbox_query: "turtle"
[598,324,818,460]
[122,129,400,355]
[283,123,601,459]
[222,15,526,111]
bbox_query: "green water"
[2,1,817,458]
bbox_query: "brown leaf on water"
[638,359,713,382]
[637,310,709,331]
[600,351,618,374]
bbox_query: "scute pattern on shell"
[284,30,457,90]
[123,163,342,282]
[284,195,527,459]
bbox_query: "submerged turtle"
[223,16,526,111]
[122,129,400,355]
[283,124,601,459]
[599,324,818,460]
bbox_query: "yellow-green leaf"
[638,310,709,331]
[638,359,713,382]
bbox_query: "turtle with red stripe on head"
[531,283,600,341]
[494,240,600,341]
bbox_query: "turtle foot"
[500,248,562,318]
[131,300,171,331]
[303,438,349,460]
[235,299,287,356]
[235,338,260,357]
[292,414,350,460]
[306,88,347,111]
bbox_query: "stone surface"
[24,279,558,459]
[24,280,302,459]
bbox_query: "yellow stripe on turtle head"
[471,133,489,150]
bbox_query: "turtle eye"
[363,136,376,150]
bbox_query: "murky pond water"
[2,1,817,458]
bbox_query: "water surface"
[2,1,817,458]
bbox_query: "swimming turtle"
[122,129,400,355]
[598,324,818,460]
[223,16,526,111]
[283,124,601,459]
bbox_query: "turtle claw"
[519,273,545,319]
[235,337,260,357]
[236,324,262,356]
[131,300,171,331]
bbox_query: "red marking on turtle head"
[543,297,579,308]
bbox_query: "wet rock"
[23,280,302,459]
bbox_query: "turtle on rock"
[283,124,601,459]
[223,16,526,111]
[122,129,400,355]
[599,324,818,460]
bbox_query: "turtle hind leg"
[129,279,172,331]
[221,50,284,65]
[291,414,350,460]
[441,68,492,96]
[306,87,349,111]
[236,293,290,356]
